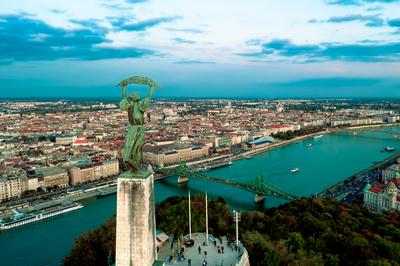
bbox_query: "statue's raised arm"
[117,76,160,90]
[117,76,160,111]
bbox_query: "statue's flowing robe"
[120,96,150,170]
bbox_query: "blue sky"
[0,0,399,98]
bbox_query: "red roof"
[74,139,88,144]
[74,136,89,145]
[269,125,288,129]
[369,184,386,193]
[5,158,23,164]
[369,180,400,193]
[393,179,400,186]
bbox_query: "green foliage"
[63,196,400,266]
[242,231,280,266]
[155,195,232,237]
[62,217,116,266]
[271,126,324,140]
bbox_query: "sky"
[0,0,400,98]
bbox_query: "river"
[1,127,399,266]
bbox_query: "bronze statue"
[118,76,159,171]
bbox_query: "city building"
[143,143,209,167]
[35,167,69,190]
[363,180,400,212]
[248,136,276,150]
[56,135,76,145]
[69,159,119,185]
[382,164,400,182]
[27,175,40,191]
[0,177,22,202]
[69,165,94,185]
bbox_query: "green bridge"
[330,128,400,140]
[156,164,299,202]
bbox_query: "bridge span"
[330,127,400,140]
[155,164,299,203]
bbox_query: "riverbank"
[339,122,400,130]
[0,183,117,220]
[319,151,400,200]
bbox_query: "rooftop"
[158,233,246,266]
[249,136,275,145]
[35,167,66,176]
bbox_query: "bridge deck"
[156,164,299,201]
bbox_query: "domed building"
[381,164,400,182]
[363,180,400,212]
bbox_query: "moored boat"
[0,202,83,231]
[291,167,300,173]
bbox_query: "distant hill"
[62,196,400,266]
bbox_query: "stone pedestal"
[115,169,156,266]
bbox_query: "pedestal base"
[115,169,156,266]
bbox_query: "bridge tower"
[177,175,189,184]
[254,176,266,202]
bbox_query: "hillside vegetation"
[63,196,400,266]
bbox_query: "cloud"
[309,14,385,27]
[125,0,148,3]
[388,18,400,27]
[49,9,65,14]
[110,16,181,31]
[245,38,264,46]
[366,6,384,11]
[175,59,215,64]
[326,0,400,5]
[326,0,360,5]
[70,18,107,31]
[0,14,154,62]
[172,37,196,44]
[165,27,205,34]
[239,38,400,62]
[387,18,400,34]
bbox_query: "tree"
[62,217,116,266]
[287,232,305,253]
[242,231,280,266]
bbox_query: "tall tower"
[115,169,156,266]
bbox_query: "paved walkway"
[158,233,243,266]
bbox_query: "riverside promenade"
[319,151,400,202]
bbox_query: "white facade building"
[382,164,400,182]
[363,180,400,213]
[0,177,22,202]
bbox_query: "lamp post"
[205,192,208,245]
[233,210,241,247]
[188,190,192,239]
